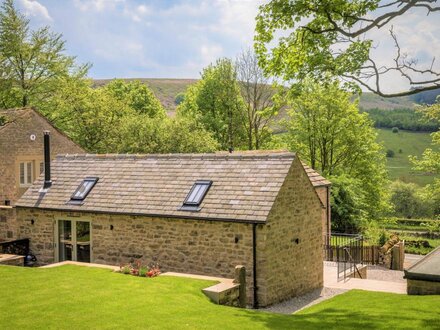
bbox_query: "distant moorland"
[93,78,415,114]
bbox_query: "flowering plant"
[119,259,160,278]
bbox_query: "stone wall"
[0,109,83,240]
[15,157,324,307]
[0,207,15,241]
[258,157,324,307]
[16,208,257,303]
[407,279,440,295]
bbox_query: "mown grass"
[376,128,439,186]
[1,265,440,329]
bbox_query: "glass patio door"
[57,220,91,263]
[76,221,91,263]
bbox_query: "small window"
[70,177,99,201]
[39,162,44,175]
[19,161,33,187]
[181,180,212,211]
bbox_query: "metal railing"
[323,233,368,281]
[324,233,381,265]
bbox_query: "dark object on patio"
[24,254,37,267]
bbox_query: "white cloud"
[73,0,125,12]
[200,44,223,65]
[124,3,152,23]
[19,0,52,21]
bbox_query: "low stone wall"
[202,265,246,307]
[407,279,440,295]
[0,254,24,266]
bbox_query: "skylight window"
[70,177,99,201]
[181,180,212,211]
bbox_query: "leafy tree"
[178,58,247,150]
[235,48,279,150]
[0,0,88,108]
[255,0,440,97]
[389,181,429,219]
[104,79,165,118]
[411,102,440,218]
[48,78,134,153]
[330,175,368,233]
[118,115,219,154]
[286,80,389,223]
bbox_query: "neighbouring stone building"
[16,151,325,307]
[405,246,440,295]
[0,108,84,241]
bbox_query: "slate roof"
[17,152,298,223]
[301,162,331,187]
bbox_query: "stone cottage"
[16,151,324,307]
[0,108,84,241]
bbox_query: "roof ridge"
[55,152,296,160]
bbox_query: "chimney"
[43,131,52,189]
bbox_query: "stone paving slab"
[40,261,119,271]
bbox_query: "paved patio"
[324,262,407,294]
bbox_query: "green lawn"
[1,265,440,329]
[376,128,439,186]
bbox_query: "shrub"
[121,265,131,275]
[392,127,399,133]
[174,92,185,105]
[378,230,389,246]
[139,267,149,277]
[386,149,395,158]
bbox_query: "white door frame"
[54,218,92,263]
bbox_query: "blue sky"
[16,0,440,93]
[17,0,266,79]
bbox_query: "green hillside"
[93,78,415,114]
[376,128,438,186]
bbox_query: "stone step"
[202,281,240,305]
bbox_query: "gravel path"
[366,265,406,283]
[260,287,347,315]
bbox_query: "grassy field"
[376,128,438,186]
[1,265,440,329]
